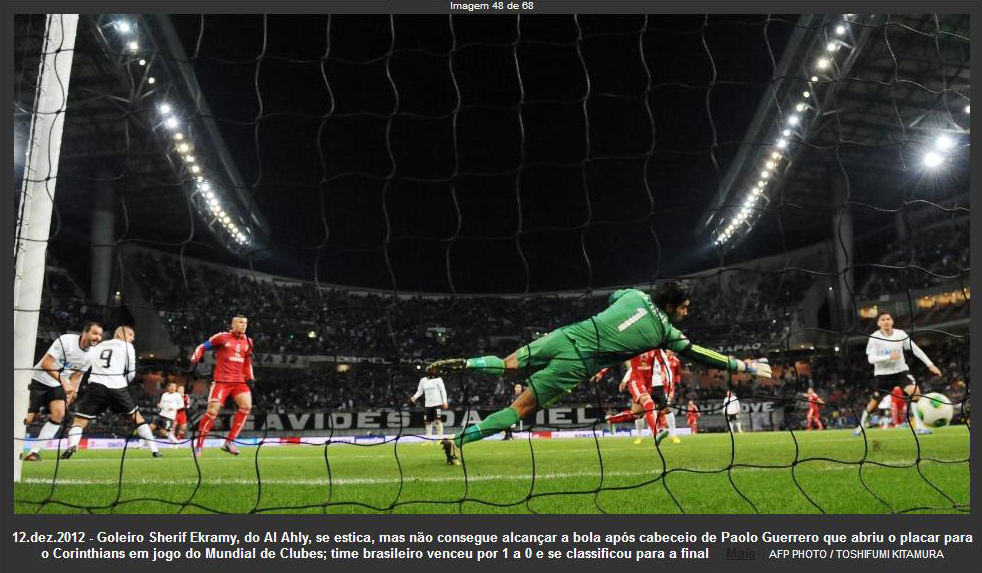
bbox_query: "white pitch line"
[20,458,954,487]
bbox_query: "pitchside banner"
[250,403,775,431]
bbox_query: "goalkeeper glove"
[742,358,772,379]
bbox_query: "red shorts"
[627,378,653,403]
[807,407,820,417]
[174,410,187,426]
[208,382,251,406]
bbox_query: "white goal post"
[13,14,79,482]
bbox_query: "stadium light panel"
[138,59,146,66]
[771,151,781,159]
[782,129,791,137]
[187,156,196,163]
[165,117,178,129]
[766,161,776,169]
[965,105,970,114]
[795,103,806,112]
[816,58,830,70]
[923,151,943,168]
[191,165,201,173]
[116,21,132,33]
[206,191,215,199]
[178,143,189,153]
[200,182,211,191]
[835,25,846,35]
[803,91,810,98]
[128,41,139,52]
[789,115,800,125]
[148,77,156,84]
[761,170,770,178]
[810,76,819,82]
[826,42,839,52]
[159,103,171,115]
[209,198,218,205]
[174,133,183,140]
[777,138,788,149]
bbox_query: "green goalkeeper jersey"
[561,288,738,372]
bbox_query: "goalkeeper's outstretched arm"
[663,325,771,378]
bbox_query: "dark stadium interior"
[15,13,969,485]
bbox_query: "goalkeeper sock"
[911,404,926,429]
[424,422,432,438]
[465,356,505,377]
[227,409,250,442]
[196,412,217,448]
[136,423,159,453]
[666,411,677,436]
[635,417,644,437]
[434,420,443,439]
[454,407,520,448]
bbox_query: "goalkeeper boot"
[221,442,240,456]
[152,451,163,458]
[633,437,643,445]
[426,359,467,377]
[671,435,681,444]
[441,438,460,466]
[60,445,77,460]
[20,452,41,461]
[915,428,933,435]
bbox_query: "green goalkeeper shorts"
[515,328,594,408]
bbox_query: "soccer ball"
[915,393,954,428]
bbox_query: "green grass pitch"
[15,426,969,514]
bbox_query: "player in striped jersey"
[60,326,161,459]
[410,376,448,444]
[21,322,103,461]
[854,311,941,436]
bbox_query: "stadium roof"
[708,13,970,255]
[14,13,970,293]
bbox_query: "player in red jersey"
[593,349,669,446]
[685,399,700,433]
[804,387,825,430]
[889,386,907,428]
[189,316,255,456]
[174,384,190,441]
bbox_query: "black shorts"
[28,380,67,413]
[726,413,739,422]
[156,416,175,432]
[423,407,442,423]
[869,371,916,399]
[74,384,138,419]
[649,385,668,409]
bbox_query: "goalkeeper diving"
[427,281,771,464]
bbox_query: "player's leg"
[165,418,179,443]
[222,387,252,455]
[196,383,227,453]
[633,417,644,444]
[428,330,563,378]
[903,381,931,434]
[61,383,106,459]
[131,411,161,456]
[666,410,680,443]
[441,388,537,464]
[434,410,444,441]
[854,395,879,435]
[26,393,67,459]
[422,408,433,443]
